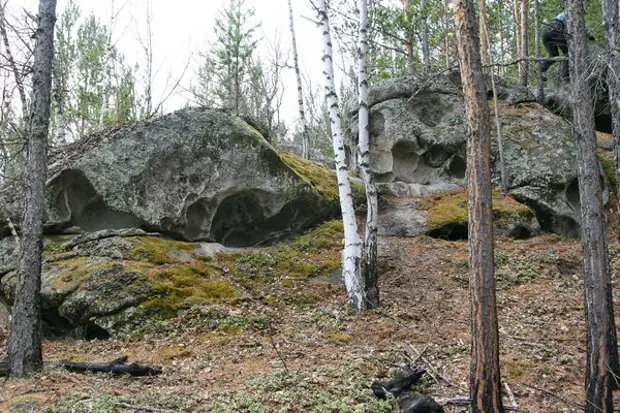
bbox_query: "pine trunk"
[499,0,506,75]
[513,0,522,78]
[479,0,488,65]
[534,0,544,102]
[404,0,416,73]
[453,0,504,409]
[601,0,620,382]
[9,0,57,378]
[318,0,366,310]
[357,0,379,308]
[420,0,430,71]
[566,0,618,410]
[287,0,310,159]
[519,0,528,86]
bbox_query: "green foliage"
[52,5,139,141]
[200,0,260,114]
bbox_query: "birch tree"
[357,0,379,308]
[288,0,309,159]
[453,0,503,409]
[9,0,57,377]
[565,1,619,410]
[317,0,367,310]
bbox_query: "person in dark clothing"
[540,11,595,80]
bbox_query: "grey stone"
[348,75,609,238]
[2,107,339,247]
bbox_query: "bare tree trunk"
[513,0,522,79]
[534,0,544,102]
[479,0,488,65]
[443,10,450,68]
[0,2,28,118]
[8,0,57,378]
[603,0,620,211]
[419,0,430,71]
[566,0,619,410]
[357,0,379,308]
[143,0,153,117]
[403,0,416,73]
[453,0,504,409]
[499,2,506,75]
[518,0,528,86]
[52,75,66,144]
[480,2,508,194]
[288,0,309,159]
[318,0,367,310]
[594,0,620,389]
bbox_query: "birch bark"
[357,0,379,308]
[318,0,366,310]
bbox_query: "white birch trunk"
[288,0,310,159]
[317,0,366,310]
[357,0,379,308]
[53,76,66,143]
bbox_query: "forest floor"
[1,231,620,412]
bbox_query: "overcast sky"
[9,0,331,132]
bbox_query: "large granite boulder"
[348,75,608,237]
[1,107,339,247]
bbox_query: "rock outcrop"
[0,221,344,338]
[348,75,608,238]
[1,107,339,247]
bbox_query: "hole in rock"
[424,146,452,168]
[210,190,296,247]
[49,169,142,232]
[448,156,467,180]
[427,223,468,240]
[392,141,419,183]
[508,225,532,240]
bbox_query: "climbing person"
[540,11,596,81]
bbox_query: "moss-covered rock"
[0,220,346,337]
[417,189,539,239]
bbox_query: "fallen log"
[60,356,162,376]
[371,366,426,399]
[0,356,162,377]
[370,365,444,413]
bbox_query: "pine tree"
[9,0,57,377]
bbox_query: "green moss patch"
[278,152,338,201]
[417,189,533,229]
[30,220,346,335]
[599,150,616,196]
[228,220,343,282]
[323,330,353,343]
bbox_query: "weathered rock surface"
[540,46,611,133]
[348,75,608,237]
[0,220,344,337]
[1,107,339,247]
[377,192,540,240]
